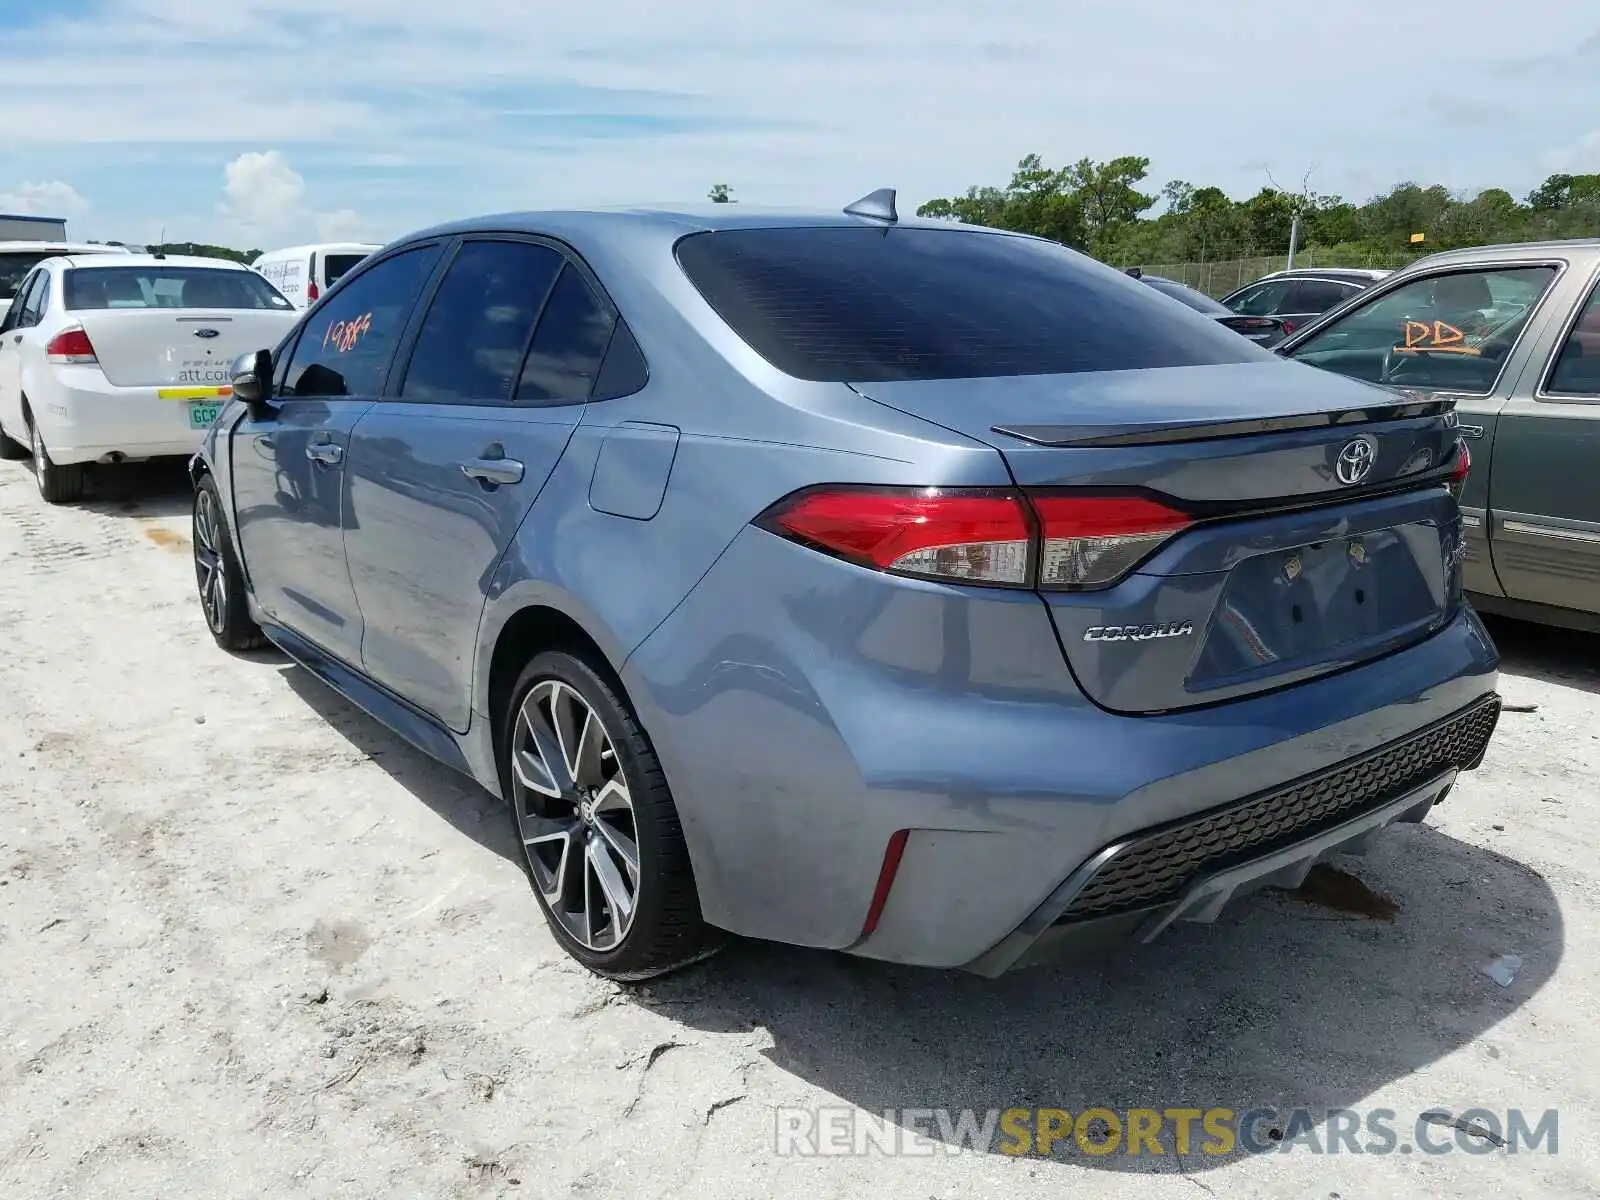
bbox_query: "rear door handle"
[306,442,344,466]
[460,457,524,486]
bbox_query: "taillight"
[1281,320,1297,335]
[45,326,97,365]
[1448,439,1471,497]
[758,487,1032,585]
[307,280,320,302]
[756,486,1193,590]
[1029,493,1193,588]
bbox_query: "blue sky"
[0,0,1595,250]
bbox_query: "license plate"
[188,401,222,429]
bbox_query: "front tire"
[193,476,265,651]
[29,417,86,504]
[502,650,722,980]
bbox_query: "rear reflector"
[757,486,1193,590]
[1029,493,1193,588]
[860,829,910,939]
[45,326,97,365]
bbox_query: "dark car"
[1128,269,1289,345]
[1221,268,1390,341]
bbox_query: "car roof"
[252,242,383,260]
[56,253,252,270]
[401,204,1003,245]
[1401,238,1600,270]
[1254,267,1391,282]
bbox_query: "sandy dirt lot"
[2,457,1598,1199]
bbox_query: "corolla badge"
[1335,435,1377,486]
[192,328,220,339]
[1084,621,1195,643]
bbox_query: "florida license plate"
[187,401,223,429]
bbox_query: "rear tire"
[29,416,86,504]
[0,420,27,460]
[501,649,723,981]
[193,475,266,651]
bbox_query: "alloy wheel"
[193,489,227,634]
[30,421,47,492]
[510,679,641,951]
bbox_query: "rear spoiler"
[992,398,1456,449]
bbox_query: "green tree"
[707,183,734,203]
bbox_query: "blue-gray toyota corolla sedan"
[189,192,1500,980]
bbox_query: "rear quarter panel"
[471,220,1011,721]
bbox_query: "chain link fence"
[1124,248,1425,298]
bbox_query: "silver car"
[1276,238,1600,633]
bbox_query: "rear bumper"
[31,367,218,465]
[965,694,1499,975]
[624,525,1503,969]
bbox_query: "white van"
[249,243,381,309]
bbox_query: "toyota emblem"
[1335,436,1377,486]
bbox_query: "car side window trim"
[1535,260,1600,402]
[1285,258,1569,397]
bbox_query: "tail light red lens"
[1281,321,1297,335]
[1029,493,1193,588]
[760,487,1032,585]
[306,280,320,302]
[757,486,1193,590]
[1451,438,1471,484]
[45,326,97,365]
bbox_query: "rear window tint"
[0,252,50,298]
[65,266,294,311]
[674,227,1261,382]
[322,253,368,288]
[1142,276,1227,314]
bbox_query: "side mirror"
[230,349,272,409]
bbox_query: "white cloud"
[0,0,1595,238]
[215,150,369,247]
[0,180,90,218]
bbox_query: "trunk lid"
[72,311,297,388]
[851,361,1466,714]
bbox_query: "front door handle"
[460,457,524,486]
[305,442,344,466]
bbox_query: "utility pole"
[1286,211,1300,271]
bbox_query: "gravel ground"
[2,457,1597,1199]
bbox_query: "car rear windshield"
[673,226,1262,382]
[63,266,294,311]
[1142,276,1229,314]
[322,253,367,288]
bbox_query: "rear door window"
[674,226,1259,383]
[1289,265,1559,392]
[516,265,616,404]
[1231,279,1292,316]
[281,245,442,398]
[322,253,368,289]
[1283,279,1358,314]
[399,240,563,404]
[1545,280,1600,397]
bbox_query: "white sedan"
[0,253,299,503]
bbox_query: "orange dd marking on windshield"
[1396,319,1481,356]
